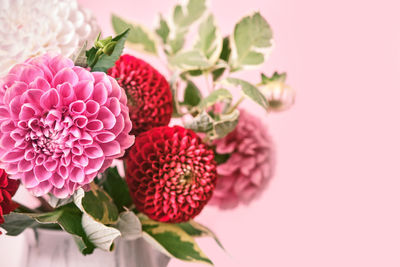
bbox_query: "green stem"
[227,95,245,114]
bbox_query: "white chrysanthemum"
[0,0,99,76]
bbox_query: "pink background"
[1,0,400,266]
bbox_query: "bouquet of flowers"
[0,0,294,265]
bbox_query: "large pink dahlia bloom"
[0,54,134,198]
[210,109,275,209]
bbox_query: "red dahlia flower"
[108,54,173,135]
[0,169,19,225]
[126,126,217,223]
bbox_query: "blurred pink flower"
[0,54,134,198]
[210,109,275,209]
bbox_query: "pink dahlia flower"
[0,54,134,198]
[210,109,275,209]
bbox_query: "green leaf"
[112,14,157,54]
[170,73,183,118]
[213,109,240,139]
[213,152,231,164]
[169,32,186,54]
[28,204,96,255]
[81,213,121,251]
[185,111,214,133]
[88,29,129,72]
[183,80,202,107]
[198,88,232,109]
[230,12,273,69]
[212,37,231,81]
[74,188,121,251]
[74,186,119,225]
[225,77,269,110]
[156,15,170,44]
[177,220,225,251]
[115,211,142,240]
[141,219,213,265]
[102,167,132,212]
[173,0,207,28]
[71,41,88,67]
[48,195,73,209]
[261,71,287,84]
[194,14,223,64]
[1,213,38,236]
[168,50,212,71]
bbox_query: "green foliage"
[212,37,231,81]
[198,88,232,109]
[225,77,269,110]
[194,14,222,64]
[185,111,214,133]
[115,211,142,240]
[213,109,240,139]
[112,15,157,54]
[141,218,213,265]
[261,71,287,84]
[102,167,132,212]
[156,15,170,44]
[9,204,96,255]
[230,12,273,70]
[1,213,39,236]
[86,29,129,72]
[73,188,121,251]
[213,152,231,165]
[186,109,240,140]
[183,80,202,106]
[177,220,225,250]
[173,0,207,28]
[71,41,88,67]
[76,185,119,225]
[168,50,212,70]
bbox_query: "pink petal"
[29,77,50,91]
[69,100,86,115]
[52,68,78,87]
[72,155,89,167]
[107,97,121,116]
[50,174,65,189]
[85,156,105,174]
[85,144,104,159]
[21,171,39,188]
[49,56,74,73]
[74,115,88,128]
[18,159,34,172]
[11,64,44,84]
[97,106,116,129]
[40,88,60,110]
[86,120,103,132]
[74,80,93,101]
[21,89,43,107]
[19,104,39,120]
[52,187,70,199]
[70,167,84,183]
[34,165,52,182]
[92,83,108,105]
[44,158,58,172]
[4,82,27,104]
[85,100,100,117]
[72,67,95,82]
[2,149,24,162]
[94,132,116,143]
[100,140,121,157]
[58,82,76,105]
[79,131,93,146]
[58,165,68,179]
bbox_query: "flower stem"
[227,95,245,114]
